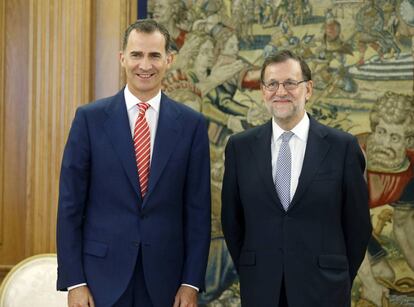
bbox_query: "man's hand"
[68,286,95,307]
[173,285,198,307]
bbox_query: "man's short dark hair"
[122,18,171,52]
[260,50,312,82]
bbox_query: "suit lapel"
[103,90,142,200]
[143,93,180,206]
[250,121,282,209]
[290,116,330,209]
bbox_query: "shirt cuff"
[67,283,87,291]
[181,283,199,292]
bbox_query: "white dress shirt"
[271,113,310,201]
[124,84,160,162]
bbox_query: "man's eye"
[284,81,296,86]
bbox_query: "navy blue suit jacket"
[57,90,211,306]
[221,116,371,307]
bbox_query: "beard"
[266,96,294,118]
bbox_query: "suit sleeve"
[221,136,244,271]
[56,107,90,290]
[181,116,211,291]
[342,136,372,281]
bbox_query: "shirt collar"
[272,112,310,142]
[124,84,161,113]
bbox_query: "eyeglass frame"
[261,79,308,92]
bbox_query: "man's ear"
[119,51,125,67]
[260,83,266,97]
[305,80,313,101]
[166,52,173,67]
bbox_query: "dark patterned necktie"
[274,131,294,211]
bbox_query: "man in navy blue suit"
[221,50,371,306]
[57,19,211,307]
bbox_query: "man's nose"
[274,83,288,95]
[140,56,152,70]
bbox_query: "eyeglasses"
[262,79,308,91]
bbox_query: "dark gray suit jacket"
[221,116,371,307]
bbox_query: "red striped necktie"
[134,102,151,197]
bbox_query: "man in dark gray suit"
[221,50,371,307]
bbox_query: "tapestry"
[145,0,414,305]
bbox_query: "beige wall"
[0,0,137,282]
